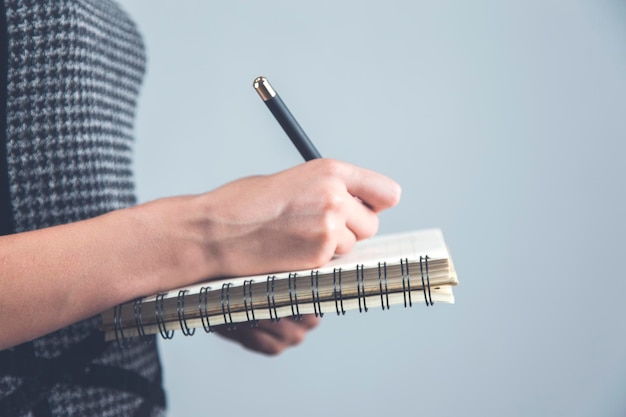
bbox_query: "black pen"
[253,76,322,161]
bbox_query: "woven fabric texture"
[0,1,165,415]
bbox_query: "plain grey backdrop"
[118,1,625,416]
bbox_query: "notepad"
[100,228,458,342]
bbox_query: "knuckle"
[363,216,379,239]
[334,244,350,255]
[320,208,340,234]
[335,233,357,255]
[319,187,344,213]
[313,158,345,178]
[308,242,335,269]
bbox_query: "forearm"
[0,195,211,350]
[0,159,401,351]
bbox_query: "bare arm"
[0,159,401,351]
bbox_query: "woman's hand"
[196,158,402,280]
[214,315,320,355]
[201,159,400,355]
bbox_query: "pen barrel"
[265,95,321,161]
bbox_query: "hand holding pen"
[209,79,401,354]
[254,76,390,211]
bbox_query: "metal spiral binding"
[114,255,435,343]
[310,270,323,317]
[266,275,280,322]
[221,283,236,330]
[133,298,148,339]
[176,290,195,336]
[378,262,390,310]
[155,293,174,339]
[420,255,434,306]
[198,286,214,333]
[243,280,258,327]
[333,267,345,315]
[288,273,302,320]
[356,264,368,313]
[401,259,413,307]
[113,304,127,347]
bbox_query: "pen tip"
[253,76,276,101]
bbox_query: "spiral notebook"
[100,228,458,342]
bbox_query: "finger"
[215,316,319,355]
[342,164,402,213]
[334,226,357,255]
[253,315,320,335]
[253,318,310,346]
[342,192,380,241]
[217,325,290,355]
[294,314,321,330]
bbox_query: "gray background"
[118,1,625,416]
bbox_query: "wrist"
[121,194,220,294]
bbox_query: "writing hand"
[197,158,402,279]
